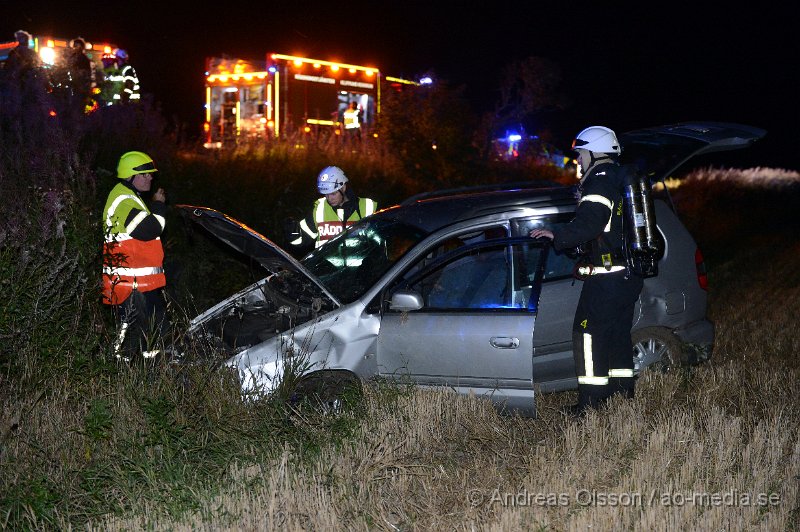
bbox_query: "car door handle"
[490,337,520,349]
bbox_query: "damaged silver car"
[178,122,765,416]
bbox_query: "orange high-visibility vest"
[101,182,165,305]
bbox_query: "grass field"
[3,165,798,530]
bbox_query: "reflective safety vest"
[101,183,165,305]
[298,196,377,248]
[101,66,123,105]
[343,107,360,129]
[121,64,140,102]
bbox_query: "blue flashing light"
[508,134,522,142]
[419,77,433,85]
[268,66,277,73]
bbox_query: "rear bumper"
[674,318,715,364]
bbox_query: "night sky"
[3,2,797,170]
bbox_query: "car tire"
[632,327,685,375]
[290,371,362,415]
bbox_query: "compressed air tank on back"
[622,165,664,277]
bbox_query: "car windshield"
[301,219,429,304]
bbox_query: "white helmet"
[317,166,348,194]
[572,126,621,155]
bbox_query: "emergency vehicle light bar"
[306,119,339,127]
[207,72,269,83]
[385,76,418,85]
[270,53,378,75]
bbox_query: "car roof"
[373,183,577,233]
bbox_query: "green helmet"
[117,151,157,179]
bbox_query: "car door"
[376,237,548,410]
[511,216,582,391]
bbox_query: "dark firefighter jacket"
[552,161,627,270]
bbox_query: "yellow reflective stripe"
[577,265,626,276]
[583,333,594,377]
[364,198,376,216]
[313,200,326,224]
[299,218,317,238]
[579,194,612,210]
[103,266,164,276]
[609,369,634,378]
[127,210,149,233]
[106,193,147,228]
[580,194,614,232]
[581,332,609,385]
[578,376,609,385]
[154,213,165,229]
[113,321,129,356]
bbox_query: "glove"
[284,217,301,244]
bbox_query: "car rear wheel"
[632,327,684,375]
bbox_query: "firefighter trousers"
[113,288,168,360]
[572,271,644,408]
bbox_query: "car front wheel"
[290,371,363,416]
[632,327,684,375]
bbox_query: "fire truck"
[204,53,416,147]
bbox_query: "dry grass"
[96,171,800,530]
[3,166,798,530]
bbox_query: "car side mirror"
[388,289,424,311]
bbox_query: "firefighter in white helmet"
[531,126,644,416]
[287,166,377,251]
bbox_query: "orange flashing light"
[303,126,311,133]
[272,53,378,75]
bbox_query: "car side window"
[511,216,577,281]
[414,245,510,309]
[402,240,546,312]
[397,225,510,282]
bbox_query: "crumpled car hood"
[176,204,339,307]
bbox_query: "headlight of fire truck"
[39,47,57,66]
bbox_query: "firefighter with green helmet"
[287,166,378,251]
[102,151,168,359]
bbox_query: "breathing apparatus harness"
[572,158,664,281]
